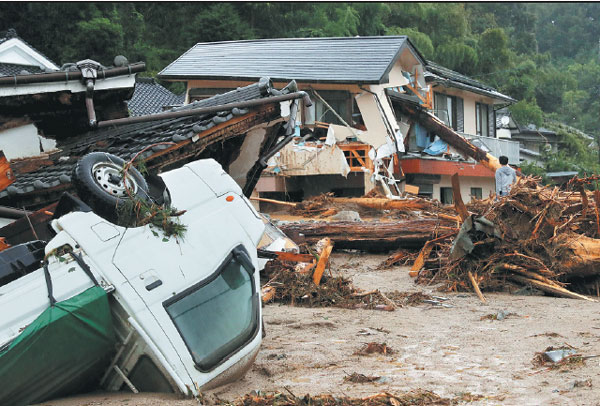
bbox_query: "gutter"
[96,91,312,129]
[0,63,146,86]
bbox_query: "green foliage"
[386,27,434,59]
[509,100,544,128]
[477,28,511,74]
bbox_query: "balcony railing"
[462,133,520,165]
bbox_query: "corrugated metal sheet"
[159,36,416,83]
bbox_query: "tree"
[477,28,511,73]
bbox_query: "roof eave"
[428,78,516,104]
[157,74,382,85]
[379,38,426,84]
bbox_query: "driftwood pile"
[227,391,491,406]
[413,176,600,301]
[261,259,396,311]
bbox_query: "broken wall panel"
[270,144,350,177]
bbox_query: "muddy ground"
[40,253,600,406]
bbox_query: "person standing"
[495,155,516,198]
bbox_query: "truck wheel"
[72,152,149,224]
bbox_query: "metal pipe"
[0,62,146,86]
[85,80,97,127]
[0,205,31,219]
[96,91,311,129]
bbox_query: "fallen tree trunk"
[278,219,457,251]
[329,197,434,212]
[556,233,600,278]
[394,102,502,173]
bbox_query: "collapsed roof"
[0,80,303,208]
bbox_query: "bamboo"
[468,271,487,303]
[499,264,563,288]
[250,197,298,207]
[509,275,597,302]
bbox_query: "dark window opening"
[164,247,259,372]
[440,187,454,205]
[470,187,483,200]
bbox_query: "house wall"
[0,38,59,70]
[0,124,57,160]
[433,175,495,203]
[431,86,496,137]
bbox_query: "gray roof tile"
[0,80,285,206]
[126,77,185,116]
[158,36,424,84]
[0,62,44,76]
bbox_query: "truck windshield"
[164,252,258,371]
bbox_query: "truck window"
[164,249,258,371]
[125,355,174,393]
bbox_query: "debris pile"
[413,176,600,300]
[261,259,395,310]
[354,342,395,356]
[230,391,462,406]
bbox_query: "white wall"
[0,124,57,160]
[432,175,495,203]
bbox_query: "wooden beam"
[451,173,469,221]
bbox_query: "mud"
[40,253,600,406]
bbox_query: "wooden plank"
[405,184,419,194]
[313,240,334,285]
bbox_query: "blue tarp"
[423,138,449,156]
[415,124,429,148]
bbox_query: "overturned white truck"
[0,153,266,405]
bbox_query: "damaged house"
[393,61,517,203]
[159,36,519,204]
[0,29,307,232]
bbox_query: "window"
[433,92,457,130]
[440,187,454,205]
[164,247,259,372]
[312,90,351,125]
[470,187,483,200]
[476,103,489,137]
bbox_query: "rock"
[331,210,361,222]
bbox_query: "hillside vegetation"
[1,3,598,174]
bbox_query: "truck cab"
[0,157,266,404]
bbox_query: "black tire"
[72,152,149,224]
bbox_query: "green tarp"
[0,286,116,406]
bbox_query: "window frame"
[470,187,483,200]
[433,92,457,130]
[476,102,489,137]
[163,245,259,372]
